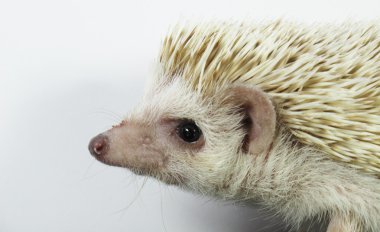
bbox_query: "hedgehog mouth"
[124,163,187,186]
[93,149,186,187]
[95,150,168,176]
[93,154,125,168]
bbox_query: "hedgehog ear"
[227,86,276,156]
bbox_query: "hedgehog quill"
[88,21,380,231]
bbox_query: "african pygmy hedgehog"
[89,21,380,231]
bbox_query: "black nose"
[88,134,109,158]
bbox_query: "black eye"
[177,121,202,143]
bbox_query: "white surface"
[1,0,379,231]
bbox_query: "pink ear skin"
[227,86,276,156]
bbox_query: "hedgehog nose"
[88,134,109,158]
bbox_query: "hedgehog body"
[89,21,380,231]
[160,21,380,174]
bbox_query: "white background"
[1,0,379,231]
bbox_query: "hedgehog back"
[159,21,380,176]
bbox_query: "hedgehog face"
[88,77,276,196]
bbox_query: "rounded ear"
[227,86,276,156]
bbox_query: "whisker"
[114,176,148,217]
[90,108,124,122]
[80,160,109,181]
[81,160,96,180]
[159,183,169,232]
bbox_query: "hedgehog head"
[88,71,276,196]
[88,21,380,197]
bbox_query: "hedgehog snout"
[88,134,110,158]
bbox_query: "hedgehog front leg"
[326,215,361,232]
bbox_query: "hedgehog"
[88,21,380,232]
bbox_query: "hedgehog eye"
[176,121,202,143]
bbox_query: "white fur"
[132,77,380,231]
[119,21,380,231]
[160,21,380,174]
